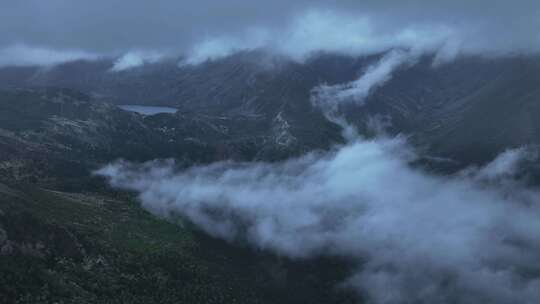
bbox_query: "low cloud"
[186,10,454,64]
[0,44,98,67]
[2,2,540,67]
[110,51,166,72]
[473,148,537,182]
[309,50,413,141]
[97,137,540,303]
[183,5,540,65]
[181,30,270,66]
[312,50,413,110]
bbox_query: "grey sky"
[1,1,539,66]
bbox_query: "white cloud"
[307,50,414,141]
[476,148,531,181]
[97,137,540,303]
[110,51,165,72]
[182,10,467,65]
[182,38,244,66]
[0,44,98,67]
[272,10,453,61]
[182,29,270,66]
[312,50,413,109]
[2,2,540,66]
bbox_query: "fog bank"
[98,137,540,303]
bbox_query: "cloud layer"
[0,44,98,67]
[110,51,165,71]
[312,50,413,110]
[1,1,540,66]
[98,136,540,303]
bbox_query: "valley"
[1,51,539,303]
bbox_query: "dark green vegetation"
[0,184,356,304]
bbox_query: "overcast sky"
[1,1,540,66]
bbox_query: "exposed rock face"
[272,112,297,147]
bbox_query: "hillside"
[0,183,356,303]
[2,52,540,165]
[0,87,341,189]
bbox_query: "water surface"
[118,105,178,115]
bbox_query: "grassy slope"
[0,184,356,304]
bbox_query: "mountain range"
[1,51,540,303]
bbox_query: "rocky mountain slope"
[0,87,340,189]
[2,51,540,165]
